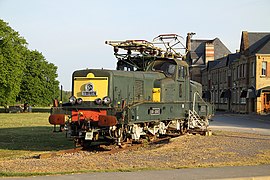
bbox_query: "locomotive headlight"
[94,98,102,105]
[77,98,83,104]
[103,96,111,105]
[69,96,77,105]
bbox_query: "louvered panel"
[134,80,144,101]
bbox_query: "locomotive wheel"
[116,126,128,145]
[146,134,157,142]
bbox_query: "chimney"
[205,42,215,63]
[240,31,249,54]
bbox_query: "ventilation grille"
[135,80,144,101]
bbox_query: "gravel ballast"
[0,130,270,176]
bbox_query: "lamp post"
[210,85,214,105]
[233,82,236,112]
[233,82,239,113]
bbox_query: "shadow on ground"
[0,126,74,151]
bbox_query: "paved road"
[210,112,270,135]
[3,165,270,180]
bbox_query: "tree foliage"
[0,19,60,106]
[18,50,59,106]
[59,90,71,103]
[0,19,27,106]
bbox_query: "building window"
[243,64,246,77]
[240,98,246,104]
[232,90,236,103]
[236,89,239,104]
[220,90,223,103]
[262,61,267,76]
[237,65,240,78]
[251,62,255,77]
[225,70,227,83]
[240,64,242,77]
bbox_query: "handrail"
[192,91,209,115]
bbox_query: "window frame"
[262,61,267,76]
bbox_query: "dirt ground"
[0,130,270,176]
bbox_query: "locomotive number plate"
[82,91,97,96]
[149,108,161,115]
[85,132,93,140]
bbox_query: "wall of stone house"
[247,98,255,113]
[231,104,237,112]
[248,58,256,87]
[256,97,262,114]
[218,102,229,111]
[202,53,270,114]
[230,103,246,113]
[255,55,270,114]
[190,66,202,83]
[256,55,270,89]
[239,104,247,113]
[201,70,208,91]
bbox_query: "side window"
[262,61,267,76]
[178,66,185,79]
[251,62,255,77]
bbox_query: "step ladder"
[188,109,209,131]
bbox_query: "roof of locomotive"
[145,57,189,69]
[72,57,188,79]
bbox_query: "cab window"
[178,66,186,79]
[150,60,176,77]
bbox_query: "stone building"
[185,34,231,84]
[232,31,270,114]
[202,31,270,114]
[202,53,239,111]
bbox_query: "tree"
[0,19,27,107]
[59,90,71,103]
[18,50,59,106]
[0,19,60,107]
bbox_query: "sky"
[0,0,270,90]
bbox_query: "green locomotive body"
[49,35,214,146]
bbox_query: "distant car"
[8,106,23,113]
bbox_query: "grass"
[0,113,74,160]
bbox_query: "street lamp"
[210,85,214,105]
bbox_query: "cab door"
[177,65,187,102]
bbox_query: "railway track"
[37,130,212,159]
[37,135,176,159]
[37,147,83,159]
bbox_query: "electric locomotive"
[49,34,214,147]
